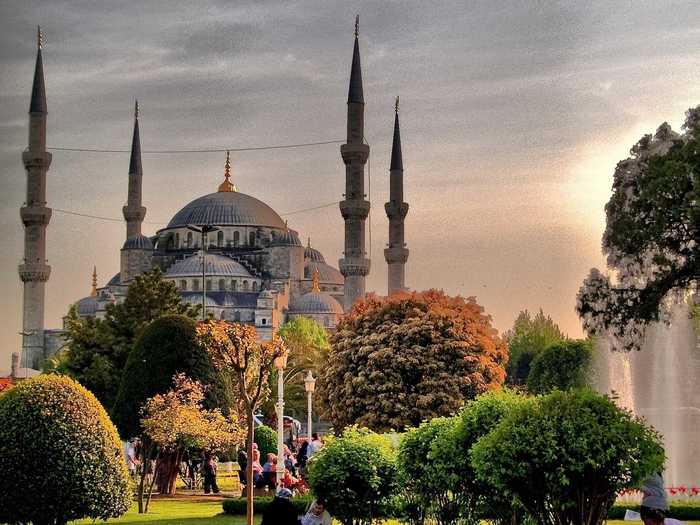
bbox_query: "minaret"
[384,96,409,295]
[19,26,52,368]
[122,100,146,239]
[91,266,98,297]
[120,100,153,283]
[339,15,371,312]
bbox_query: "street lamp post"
[304,371,316,440]
[186,224,219,321]
[274,352,288,487]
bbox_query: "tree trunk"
[246,412,255,525]
[155,451,181,495]
[144,450,161,513]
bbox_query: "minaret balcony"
[20,205,52,226]
[340,143,370,164]
[339,257,371,277]
[384,201,409,219]
[339,199,370,220]
[122,205,147,222]
[18,262,51,282]
[22,150,52,168]
[384,246,409,264]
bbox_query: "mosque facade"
[19,21,409,369]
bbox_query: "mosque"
[17,20,410,369]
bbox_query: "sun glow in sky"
[1,1,700,369]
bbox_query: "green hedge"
[608,504,700,520]
[222,496,313,515]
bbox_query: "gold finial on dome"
[218,150,236,192]
[91,266,98,297]
[311,266,321,293]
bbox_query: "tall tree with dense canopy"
[577,108,700,351]
[526,340,592,394]
[317,290,507,432]
[196,320,286,525]
[0,375,131,525]
[61,267,199,407]
[503,309,566,385]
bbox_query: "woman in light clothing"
[301,500,332,525]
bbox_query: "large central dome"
[166,191,286,229]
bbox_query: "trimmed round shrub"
[255,425,278,461]
[0,375,131,525]
[471,388,665,525]
[308,426,398,525]
[526,339,592,394]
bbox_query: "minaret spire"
[384,96,409,295]
[20,26,53,368]
[339,15,371,311]
[123,99,146,239]
[218,150,236,192]
[91,266,98,297]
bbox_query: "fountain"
[594,302,700,486]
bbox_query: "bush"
[526,339,592,394]
[308,426,398,525]
[0,375,131,525]
[112,314,232,438]
[255,425,278,462]
[223,495,313,515]
[471,389,665,525]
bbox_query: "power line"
[48,139,344,154]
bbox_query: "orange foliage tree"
[318,290,508,432]
[196,321,286,525]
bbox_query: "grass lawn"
[71,498,700,525]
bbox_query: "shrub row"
[222,495,313,515]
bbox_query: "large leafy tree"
[577,109,700,351]
[61,268,199,408]
[526,340,592,394]
[503,309,566,385]
[317,290,508,432]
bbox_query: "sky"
[1,0,699,370]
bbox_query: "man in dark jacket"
[261,488,299,525]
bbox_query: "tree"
[503,309,566,385]
[577,110,700,351]
[61,267,199,407]
[308,426,398,525]
[317,290,507,432]
[196,320,286,525]
[471,389,665,525]
[139,373,245,512]
[112,314,232,498]
[0,375,131,525]
[526,340,592,394]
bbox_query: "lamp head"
[304,370,316,393]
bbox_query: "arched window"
[218,279,225,291]
[252,282,258,292]
[233,231,240,246]
[324,317,330,327]
[243,280,249,291]
[249,231,256,246]
[217,231,224,247]
[234,311,241,322]
[206,280,212,291]
[261,318,267,325]
[186,231,193,248]
[175,232,180,248]
[180,280,187,290]
[231,280,237,291]
[193,280,200,291]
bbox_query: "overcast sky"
[1,0,699,369]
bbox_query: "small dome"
[165,191,286,230]
[270,229,301,246]
[107,273,121,286]
[122,234,153,250]
[290,291,343,315]
[166,253,253,278]
[304,245,325,263]
[75,295,98,316]
[304,261,344,285]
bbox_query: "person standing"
[306,433,322,459]
[640,472,684,525]
[202,453,220,495]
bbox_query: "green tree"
[527,340,592,394]
[254,425,278,464]
[504,309,565,385]
[471,389,665,525]
[0,375,131,525]
[308,426,398,525]
[318,290,508,432]
[61,268,199,408]
[577,111,700,351]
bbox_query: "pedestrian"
[306,432,322,459]
[202,453,220,495]
[260,487,299,525]
[301,499,332,525]
[640,472,684,525]
[237,447,248,486]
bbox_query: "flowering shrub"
[0,375,131,525]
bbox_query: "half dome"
[166,191,286,230]
[290,290,343,315]
[166,253,253,278]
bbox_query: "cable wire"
[48,139,343,154]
